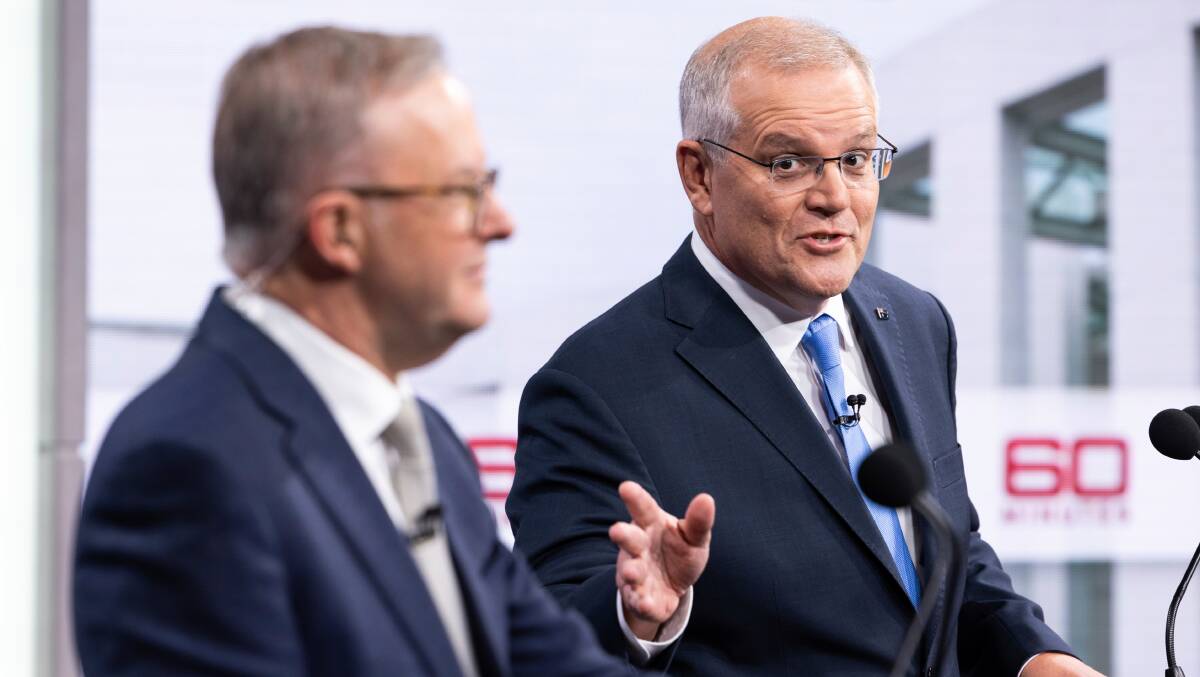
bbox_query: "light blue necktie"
[801,313,921,607]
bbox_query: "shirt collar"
[224,286,408,447]
[689,231,856,362]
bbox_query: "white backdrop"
[87,0,991,391]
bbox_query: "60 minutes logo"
[1002,437,1129,524]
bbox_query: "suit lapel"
[195,291,462,677]
[664,243,908,596]
[424,406,507,677]
[285,417,462,677]
[843,275,949,647]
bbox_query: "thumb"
[678,493,715,547]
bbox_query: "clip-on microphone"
[408,504,444,545]
[833,394,867,428]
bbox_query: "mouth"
[465,261,487,282]
[799,232,853,252]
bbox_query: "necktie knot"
[801,313,842,375]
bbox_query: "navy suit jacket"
[74,291,633,677]
[508,238,1072,676]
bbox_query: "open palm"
[608,481,715,639]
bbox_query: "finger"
[620,583,640,610]
[678,493,716,547]
[608,521,650,556]
[619,481,662,528]
[619,558,646,586]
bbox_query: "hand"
[608,481,715,641]
[1020,652,1105,676]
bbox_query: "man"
[73,26,713,676]
[508,17,1101,676]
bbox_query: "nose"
[804,158,852,216]
[475,191,515,241]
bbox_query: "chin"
[792,272,852,300]
[449,301,491,336]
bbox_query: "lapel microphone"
[408,504,444,546]
[833,394,868,428]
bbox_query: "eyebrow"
[757,130,878,155]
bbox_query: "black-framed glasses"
[699,136,897,192]
[334,168,499,234]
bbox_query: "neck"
[694,220,829,318]
[258,272,433,379]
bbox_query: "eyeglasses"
[334,168,500,235]
[698,137,897,193]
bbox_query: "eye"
[770,156,807,178]
[842,151,870,171]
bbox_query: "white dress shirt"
[224,287,686,665]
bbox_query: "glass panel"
[1026,102,1108,245]
[1068,562,1113,673]
[879,142,932,217]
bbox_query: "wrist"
[622,604,663,641]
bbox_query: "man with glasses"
[73,26,713,676]
[509,17,1100,676]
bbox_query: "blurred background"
[3,0,1199,674]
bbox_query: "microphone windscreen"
[1148,409,1200,461]
[859,442,929,508]
[1184,406,1200,431]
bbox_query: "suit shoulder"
[856,264,949,319]
[856,263,928,299]
[95,340,282,478]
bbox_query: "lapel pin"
[874,307,889,321]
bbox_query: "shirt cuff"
[1019,651,1069,676]
[615,587,693,664]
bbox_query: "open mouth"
[798,233,853,253]
[805,233,850,244]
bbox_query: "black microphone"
[1149,408,1200,677]
[834,394,868,427]
[408,504,443,545]
[1149,408,1200,461]
[1184,406,1200,438]
[859,442,963,677]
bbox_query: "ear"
[303,190,367,275]
[676,140,714,217]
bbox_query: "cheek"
[850,187,878,229]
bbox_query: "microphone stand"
[1166,540,1200,677]
[924,495,965,676]
[889,492,954,677]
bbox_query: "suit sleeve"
[507,367,677,670]
[930,294,1075,676]
[73,440,304,676]
[494,540,639,677]
[418,401,637,677]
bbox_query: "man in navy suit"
[73,26,714,676]
[508,17,1102,676]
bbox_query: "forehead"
[359,74,485,179]
[728,64,878,151]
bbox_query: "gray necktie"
[383,397,479,677]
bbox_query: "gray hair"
[679,17,876,152]
[212,26,444,276]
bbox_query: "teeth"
[814,235,833,243]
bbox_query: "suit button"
[925,669,934,677]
